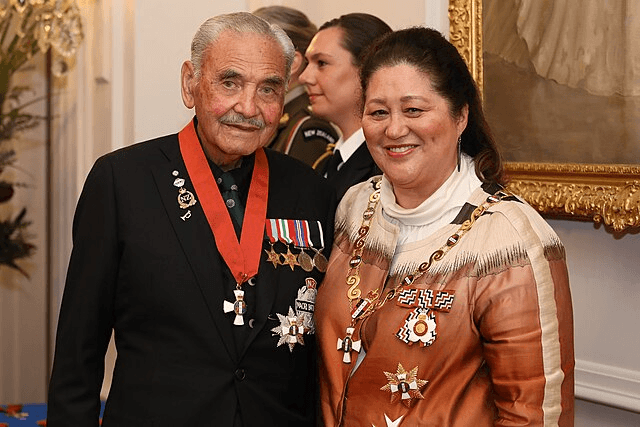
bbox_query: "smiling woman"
[314,27,575,426]
[362,64,467,209]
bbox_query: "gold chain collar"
[345,177,511,323]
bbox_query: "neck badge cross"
[223,289,247,326]
[337,327,362,363]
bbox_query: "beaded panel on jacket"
[334,178,566,283]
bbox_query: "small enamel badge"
[223,289,247,326]
[337,327,361,364]
[396,308,437,347]
[173,172,197,210]
[177,187,197,209]
[380,363,428,407]
[271,307,305,352]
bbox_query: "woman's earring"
[457,136,462,172]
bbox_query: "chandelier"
[0,0,84,77]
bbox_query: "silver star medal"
[271,307,306,352]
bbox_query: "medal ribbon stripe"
[300,220,310,248]
[397,289,418,305]
[316,220,325,249]
[265,219,279,244]
[293,219,309,248]
[178,120,268,284]
[397,288,455,312]
[417,291,433,308]
[434,293,455,311]
[303,220,313,248]
[278,219,292,245]
[287,219,302,247]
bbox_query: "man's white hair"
[191,12,295,82]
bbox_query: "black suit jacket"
[324,142,381,201]
[47,132,336,426]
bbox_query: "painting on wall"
[483,0,640,165]
[449,0,640,232]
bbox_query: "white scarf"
[380,154,482,247]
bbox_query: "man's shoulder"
[265,149,330,188]
[265,148,318,175]
[100,133,178,162]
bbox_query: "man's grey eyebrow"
[264,76,285,87]
[220,69,241,80]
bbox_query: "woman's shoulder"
[471,185,565,256]
[336,176,383,218]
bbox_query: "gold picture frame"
[448,0,640,232]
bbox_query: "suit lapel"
[328,141,378,199]
[151,135,238,361]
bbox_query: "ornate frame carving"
[448,0,640,232]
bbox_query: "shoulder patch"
[302,127,337,144]
[299,118,339,144]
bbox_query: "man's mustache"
[219,113,265,129]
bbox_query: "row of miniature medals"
[264,218,328,272]
[338,177,509,409]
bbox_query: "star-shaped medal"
[264,245,281,268]
[380,363,428,407]
[282,247,298,270]
[271,307,305,352]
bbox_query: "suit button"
[235,368,246,381]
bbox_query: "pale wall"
[133,0,247,143]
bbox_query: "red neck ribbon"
[178,120,269,284]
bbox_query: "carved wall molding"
[448,0,640,232]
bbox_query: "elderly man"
[47,12,335,427]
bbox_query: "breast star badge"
[380,363,428,407]
[271,307,305,352]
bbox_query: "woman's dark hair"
[360,27,505,185]
[253,6,317,55]
[318,13,392,67]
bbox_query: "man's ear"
[181,61,196,109]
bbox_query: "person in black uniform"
[47,12,335,427]
[300,13,392,200]
[253,5,340,167]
